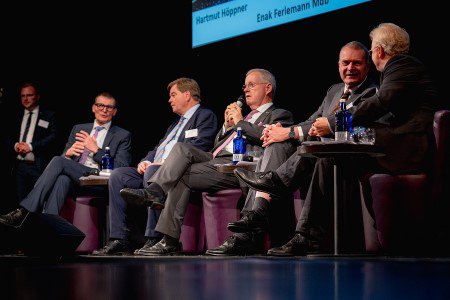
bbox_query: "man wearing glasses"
[119,68,295,255]
[0,92,132,227]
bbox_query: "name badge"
[185,129,198,138]
[346,102,353,109]
[38,119,49,128]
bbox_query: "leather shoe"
[233,169,289,199]
[91,239,135,256]
[205,235,261,256]
[120,187,166,209]
[267,233,320,256]
[134,237,161,255]
[227,210,268,233]
[135,235,182,256]
[0,208,28,227]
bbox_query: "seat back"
[360,110,450,254]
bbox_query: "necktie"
[79,126,104,165]
[154,116,186,163]
[333,90,351,113]
[212,109,259,158]
[21,111,33,142]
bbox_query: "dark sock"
[163,235,179,246]
[147,182,165,195]
[252,196,270,214]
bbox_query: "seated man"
[120,68,294,255]
[206,41,378,255]
[92,77,218,255]
[234,23,442,256]
[0,92,132,226]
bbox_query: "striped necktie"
[79,126,104,165]
[154,116,186,163]
[333,90,351,113]
[21,111,33,142]
[212,109,258,158]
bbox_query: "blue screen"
[192,0,371,48]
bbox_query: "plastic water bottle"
[233,127,246,164]
[101,146,114,172]
[335,99,353,141]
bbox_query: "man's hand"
[65,141,85,158]
[261,122,290,147]
[310,117,331,137]
[137,161,151,175]
[224,102,243,128]
[76,130,100,154]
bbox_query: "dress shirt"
[83,120,111,169]
[16,106,39,161]
[223,102,273,153]
[155,104,200,162]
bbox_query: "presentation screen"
[192,0,371,48]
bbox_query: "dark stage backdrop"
[0,0,448,175]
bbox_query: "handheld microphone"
[236,95,244,107]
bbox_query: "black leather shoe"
[134,238,161,255]
[0,208,28,227]
[205,235,261,256]
[228,210,268,233]
[120,188,166,208]
[91,239,134,256]
[267,233,320,256]
[233,169,289,199]
[135,236,182,256]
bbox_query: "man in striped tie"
[93,77,218,256]
[120,68,295,256]
[0,92,132,230]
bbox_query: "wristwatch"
[289,127,296,140]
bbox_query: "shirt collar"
[94,120,112,131]
[256,102,273,113]
[181,103,200,120]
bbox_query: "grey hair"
[340,41,371,64]
[370,23,410,55]
[246,68,277,98]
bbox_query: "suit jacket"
[5,107,57,171]
[296,78,378,140]
[64,122,132,168]
[351,54,442,174]
[142,106,218,163]
[211,105,294,156]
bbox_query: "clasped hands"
[261,117,331,147]
[65,130,100,158]
[224,102,243,129]
[15,142,31,155]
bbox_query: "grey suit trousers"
[152,143,240,238]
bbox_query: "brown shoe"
[0,208,28,227]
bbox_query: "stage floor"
[1,254,450,299]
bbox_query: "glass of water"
[352,127,375,144]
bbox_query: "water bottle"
[335,98,353,141]
[101,146,114,173]
[233,127,246,164]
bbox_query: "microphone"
[236,95,244,107]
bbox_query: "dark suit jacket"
[64,122,132,168]
[351,54,442,174]
[5,107,57,171]
[142,106,218,163]
[296,78,378,139]
[211,105,294,156]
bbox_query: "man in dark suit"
[120,68,295,255]
[207,41,378,255]
[0,92,132,227]
[92,77,218,255]
[4,83,57,203]
[234,23,442,256]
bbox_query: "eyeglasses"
[368,45,379,56]
[242,82,268,91]
[94,103,116,111]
